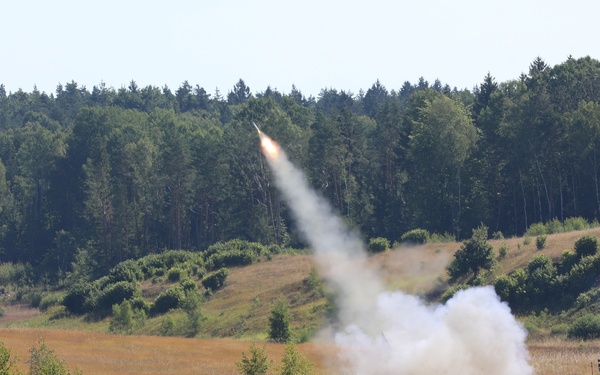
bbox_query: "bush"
[536,235,547,250]
[206,250,257,270]
[109,300,134,334]
[268,298,291,343]
[97,281,139,311]
[108,259,143,284]
[63,283,98,315]
[180,278,198,292]
[201,268,229,291]
[0,340,19,374]
[153,285,185,314]
[160,315,176,336]
[167,267,185,282]
[526,222,546,236]
[28,339,73,375]
[492,231,504,240]
[545,219,563,234]
[400,229,430,244]
[564,217,590,231]
[368,237,390,253]
[278,344,315,375]
[236,343,271,375]
[498,243,508,259]
[568,314,600,339]
[574,235,599,258]
[39,292,66,312]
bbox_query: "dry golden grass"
[528,337,600,375]
[0,327,338,374]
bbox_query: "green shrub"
[39,292,66,312]
[550,323,569,335]
[278,343,315,375]
[0,340,19,374]
[523,235,532,245]
[429,232,455,243]
[0,262,32,285]
[498,243,508,259]
[108,259,143,284]
[206,250,256,270]
[109,300,134,334]
[368,237,390,253]
[153,285,185,314]
[536,235,547,250]
[130,296,151,313]
[268,298,291,343]
[568,314,600,339]
[440,284,468,303]
[160,315,176,336]
[574,235,599,258]
[527,222,546,236]
[492,231,504,240]
[180,278,198,292]
[201,268,229,291]
[400,229,430,244]
[63,283,98,315]
[97,281,139,311]
[236,343,271,375]
[560,250,578,273]
[564,217,589,231]
[167,267,185,282]
[28,339,73,375]
[545,219,563,234]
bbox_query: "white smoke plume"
[260,134,533,375]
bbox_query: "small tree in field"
[268,298,291,343]
[448,224,495,280]
[278,344,314,375]
[109,300,134,334]
[235,343,271,375]
[29,339,79,375]
[0,340,21,375]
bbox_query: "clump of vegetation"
[152,285,185,314]
[498,243,509,259]
[447,225,495,281]
[536,235,547,250]
[236,343,271,375]
[268,298,291,343]
[574,235,599,258]
[568,314,600,339]
[0,340,19,375]
[278,344,315,375]
[400,229,430,244]
[29,338,80,375]
[367,237,390,253]
[201,268,229,291]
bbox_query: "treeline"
[1,56,600,280]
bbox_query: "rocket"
[252,121,262,135]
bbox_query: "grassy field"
[2,227,600,373]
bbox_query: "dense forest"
[1,55,600,281]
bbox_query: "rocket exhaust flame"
[257,130,533,375]
[253,122,279,158]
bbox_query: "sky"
[2,0,599,98]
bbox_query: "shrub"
[564,217,589,231]
[492,231,504,240]
[167,267,185,282]
[560,250,578,273]
[130,296,151,313]
[153,285,185,314]
[447,225,495,280]
[574,235,599,258]
[201,268,229,291]
[108,259,143,284]
[180,278,198,292]
[160,315,176,336]
[268,298,291,343]
[206,250,256,270]
[236,343,271,375]
[526,222,546,236]
[535,235,547,250]
[39,292,66,312]
[440,284,468,303]
[0,340,19,374]
[568,314,600,339]
[498,243,508,259]
[63,283,98,315]
[523,235,531,245]
[545,219,563,234]
[96,281,139,311]
[109,300,134,334]
[400,229,430,244]
[278,344,315,375]
[368,237,390,253]
[28,339,73,375]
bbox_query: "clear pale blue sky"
[2,0,599,98]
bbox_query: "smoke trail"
[260,134,533,375]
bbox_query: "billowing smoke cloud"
[260,134,533,375]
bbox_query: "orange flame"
[260,134,279,157]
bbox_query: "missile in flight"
[252,121,262,135]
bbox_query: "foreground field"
[0,327,339,374]
[1,327,599,374]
